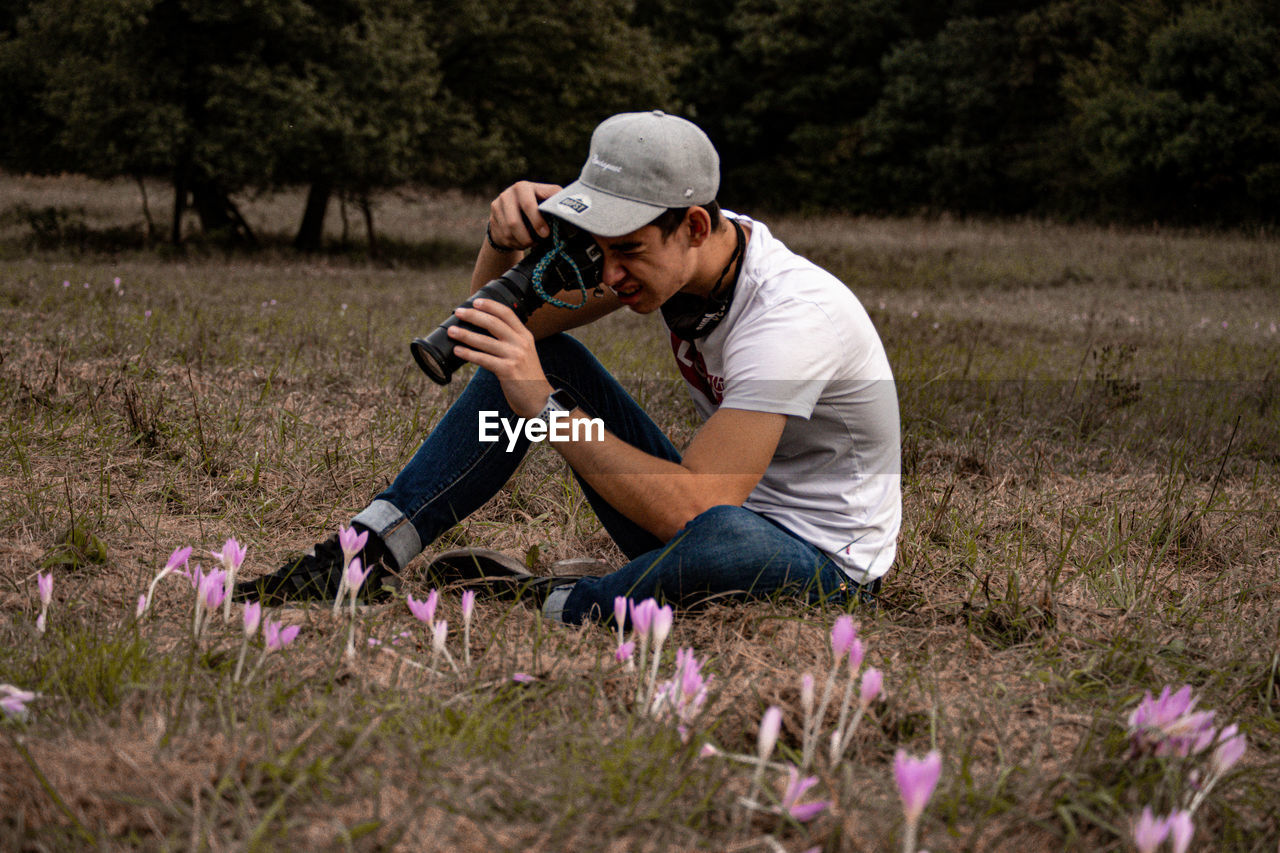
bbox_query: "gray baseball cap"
[540,110,720,238]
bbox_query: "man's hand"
[447,297,553,418]
[487,181,561,252]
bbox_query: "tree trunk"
[135,175,157,243]
[191,178,257,247]
[359,192,380,260]
[171,159,189,246]
[294,179,332,252]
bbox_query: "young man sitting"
[235,110,900,623]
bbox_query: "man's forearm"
[549,410,725,542]
[471,242,522,294]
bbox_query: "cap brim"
[539,181,667,238]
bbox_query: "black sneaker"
[232,528,398,606]
[424,548,582,604]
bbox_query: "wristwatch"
[535,388,575,427]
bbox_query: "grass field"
[1,175,1278,851]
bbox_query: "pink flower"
[198,568,227,611]
[893,749,942,823]
[37,572,52,606]
[847,637,865,673]
[461,589,476,622]
[242,601,262,638]
[264,619,300,651]
[830,614,856,659]
[407,590,438,624]
[338,525,368,562]
[615,640,635,663]
[1128,685,1217,757]
[699,743,720,759]
[212,537,247,573]
[166,546,193,573]
[859,667,883,707]
[781,765,829,822]
[512,672,535,684]
[1210,724,1247,776]
[1,684,38,720]
[758,706,782,764]
[1167,810,1193,853]
[630,598,657,637]
[651,604,673,647]
[345,557,368,595]
[1130,807,1170,853]
[136,594,148,618]
[613,596,628,633]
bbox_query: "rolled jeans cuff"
[352,499,422,570]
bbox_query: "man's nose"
[601,256,627,287]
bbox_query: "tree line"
[2,0,1276,248]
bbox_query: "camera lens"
[409,223,601,385]
[410,337,452,385]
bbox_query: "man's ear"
[686,206,713,247]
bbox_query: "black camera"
[411,223,603,385]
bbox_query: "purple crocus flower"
[1167,810,1193,853]
[212,537,247,573]
[345,557,368,596]
[407,590,439,624]
[199,569,227,612]
[615,640,635,663]
[613,596,628,635]
[242,601,262,638]
[35,571,52,633]
[893,749,942,823]
[758,706,782,765]
[847,637,865,673]
[1,684,38,720]
[781,765,829,822]
[1128,685,1218,757]
[264,619,300,651]
[338,525,368,562]
[432,620,448,655]
[167,546,194,573]
[859,667,883,707]
[212,537,248,621]
[830,615,856,660]
[1130,807,1170,853]
[630,598,657,637]
[1210,724,1247,776]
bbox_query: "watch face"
[549,389,574,411]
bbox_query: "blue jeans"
[354,334,863,624]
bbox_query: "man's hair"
[651,201,722,238]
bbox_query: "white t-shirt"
[666,215,901,583]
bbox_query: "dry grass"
[1,174,1278,851]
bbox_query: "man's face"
[591,220,696,314]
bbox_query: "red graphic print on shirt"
[670,332,725,405]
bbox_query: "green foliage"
[431,0,674,185]
[3,0,1279,227]
[1064,0,1280,222]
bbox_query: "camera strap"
[530,221,592,309]
[662,218,746,341]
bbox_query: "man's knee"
[534,333,592,370]
[677,505,764,539]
